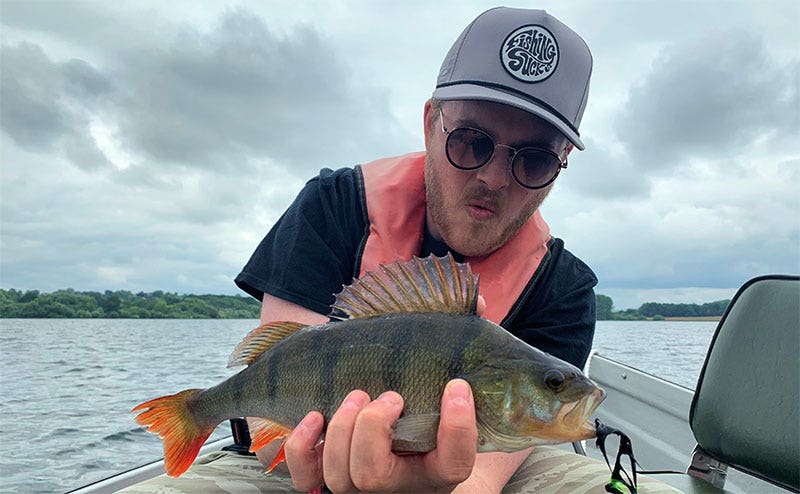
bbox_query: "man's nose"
[475,145,512,190]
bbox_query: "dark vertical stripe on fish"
[319,329,342,416]
[383,321,410,394]
[265,340,282,411]
[230,368,244,411]
[449,316,479,377]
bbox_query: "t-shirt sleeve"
[508,238,598,369]
[234,167,366,315]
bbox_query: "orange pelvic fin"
[131,389,215,477]
[267,443,287,473]
[249,417,292,452]
[248,417,293,472]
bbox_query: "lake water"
[0,318,717,493]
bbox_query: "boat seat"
[655,275,800,493]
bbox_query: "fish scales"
[218,312,489,425]
[132,254,605,478]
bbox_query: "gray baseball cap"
[433,7,592,150]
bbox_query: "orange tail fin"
[132,389,216,477]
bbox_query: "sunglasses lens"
[447,128,494,169]
[513,149,562,188]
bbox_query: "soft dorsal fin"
[331,253,479,320]
[227,321,307,368]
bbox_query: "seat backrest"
[689,275,799,491]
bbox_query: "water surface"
[0,318,716,493]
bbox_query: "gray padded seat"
[654,275,799,493]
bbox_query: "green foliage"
[611,308,648,321]
[595,294,614,320]
[2,288,730,321]
[595,294,730,320]
[0,289,261,319]
[637,299,730,317]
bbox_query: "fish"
[132,254,605,477]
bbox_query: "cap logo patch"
[501,25,559,82]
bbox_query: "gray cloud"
[2,7,413,176]
[562,137,651,199]
[105,9,409,174]
[0,0,112,41]
[0,42,112,169]
[0,5,420,297]
[0,43,71,149]
[615,30,799,170]
[62,58,113,99]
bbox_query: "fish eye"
[544,370,566,392]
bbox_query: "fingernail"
[377,391,402,406]
[446,380,472,405]
[341,390,366,410]
[297,412,321,433]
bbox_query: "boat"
[582,274,799,493]
[68,274,799,493]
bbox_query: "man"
[121,7,613,494]
[234,7,598,493]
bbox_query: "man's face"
[423,99,570,258]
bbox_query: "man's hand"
[284,379,478,493]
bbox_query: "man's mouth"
[466,199,499,220]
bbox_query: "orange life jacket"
[357,152,551,325]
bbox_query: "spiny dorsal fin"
[227,321,307,368]
[331,254,479,320]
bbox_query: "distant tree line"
[0,288,730,321]
[595,294,730,321]
[0,288,261,319]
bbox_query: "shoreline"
[661,316,721,322]
[598,316,722,322]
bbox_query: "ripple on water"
[103,428,145,442]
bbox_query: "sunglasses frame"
[439,108,567,190]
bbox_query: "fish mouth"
[558,387,606,438]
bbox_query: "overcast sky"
[1,0,798,310]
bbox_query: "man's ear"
[563,143,575,159]
[423,99,435,148]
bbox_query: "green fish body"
[133,255,604,477]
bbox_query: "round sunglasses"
[439,109,567,189]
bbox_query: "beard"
[424,153,550,258]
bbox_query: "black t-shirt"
[236,166,597,368]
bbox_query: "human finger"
[284,411,325,492]
[348,391,405,491]
[424,379,477,486]
[322,390,371,493]
[476,295,486,317]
